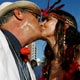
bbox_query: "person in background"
[0,1,42,80]
[31,59,43,80]
[31,59,38,69]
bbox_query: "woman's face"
[41,15,58,37]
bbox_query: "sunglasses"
[21,8,40,21]
[27,10,40,21]
[31,12,40,21]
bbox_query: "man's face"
[22,11,42,42]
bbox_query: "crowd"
[0,0,80,80]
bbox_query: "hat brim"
[0,1,41,17]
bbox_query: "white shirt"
[0,30,36,80]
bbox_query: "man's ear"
[13,8,23,20]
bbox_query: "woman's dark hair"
[66,27,80,46]
[44,43,54,61]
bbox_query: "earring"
[63,34,66,46]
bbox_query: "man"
[0,1,42,80]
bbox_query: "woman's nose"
[40,22,46,31]
[40,21,46,26]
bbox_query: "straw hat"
[0,1,41,17]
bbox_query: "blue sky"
[0,0,80,60]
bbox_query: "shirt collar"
[1,30,22,56]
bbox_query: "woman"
[41,9,78,80]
